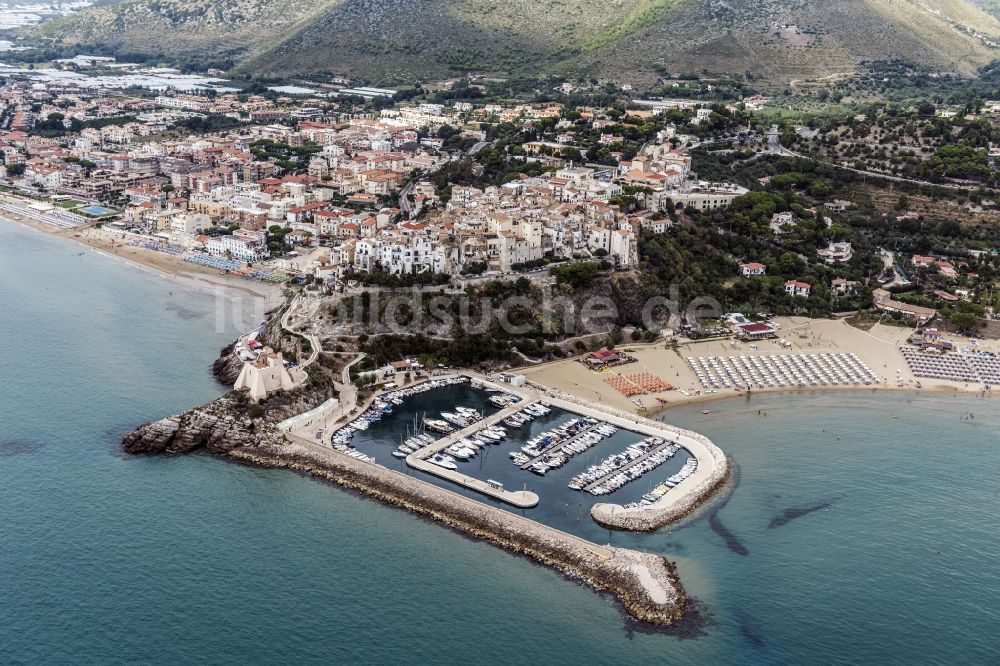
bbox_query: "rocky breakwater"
[224,437,689,626]
[123,405,688,626]
[123,389,336,455]
[590,427,730,532]
[122,395,284,455]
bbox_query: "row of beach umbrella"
[687,352,878,390]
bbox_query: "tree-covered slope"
[22,0,1000,82]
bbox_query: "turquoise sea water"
[1,220,999,664]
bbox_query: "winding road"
[280,294,322,367]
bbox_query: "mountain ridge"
[22,0,1000,83]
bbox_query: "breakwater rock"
[122,388,333,455]
[123,405,688,626]
[122,403,281,455]
[225,440,688,626]
[590,430,730,532]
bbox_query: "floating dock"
[405,385,540,508]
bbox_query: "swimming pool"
[78,205,116,216]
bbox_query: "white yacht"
[445,445,476,460]
[440,412,469,427]
[430,453,458,470]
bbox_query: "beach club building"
[582,348,632,370]
[872,288,937,324]
[205,229,269,262]
[911,328,954,352]
[736,321,779,340]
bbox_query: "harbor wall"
[121,389,690,625]
[224,439,688,626]
[121,370,731,624]
[590,459,732,532]
[541,389,731,531]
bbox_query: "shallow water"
[1,220,998,664]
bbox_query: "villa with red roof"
[784,280,812,298]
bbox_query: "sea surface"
[1,220,998,665]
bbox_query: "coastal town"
[5,0,1000,658]
[3,61,999,328]
[5,64,1000,441]
[6,59,1000,495]
[0,68,758,280]
[5,57,1000,630]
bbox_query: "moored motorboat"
[429,453,458,470]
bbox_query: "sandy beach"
[1,213,284,304]
[521,317,999,414]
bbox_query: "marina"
[570,438,684,495]
[513,416,614,474]
[316,374,721,530]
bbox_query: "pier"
[519,420,603,470]
[405,389,540,508]
[580,440,678,494]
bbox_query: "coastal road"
[468,139,495,156]
[450,266,557,290]
[334,353,366,415]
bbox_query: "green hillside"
[21,0,1000,83]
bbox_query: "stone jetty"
[230,438,687,625]
[123,406,688,625]
[122,357,732,626]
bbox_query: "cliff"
[122,395,283,455]
[212,342,245,386]
[212,307,289,387]
[123,370,340,455]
